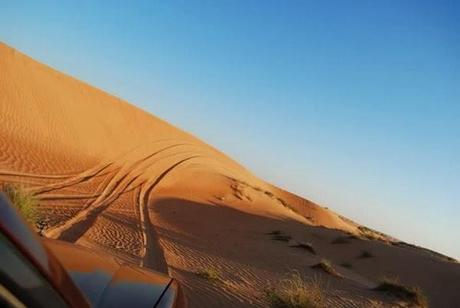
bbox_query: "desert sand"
[1,42,459,307]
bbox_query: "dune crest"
[1,42,458,307]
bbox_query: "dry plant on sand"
[374,277,428,307]
[269,230,292,242]
[2,183,38,225]
[197,267,220,281]
[311,259,342,278]
[290,241,316,255]
[265,272,325,308]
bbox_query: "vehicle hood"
[43,239,172,307]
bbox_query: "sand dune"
[1,42,459,307]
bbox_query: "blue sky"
[1,1,459,258]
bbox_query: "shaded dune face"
[1,42,459,307]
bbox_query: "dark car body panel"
[44,239,174,308]
[0,194,88,307]
[0,193,184,307]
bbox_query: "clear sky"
[1,1,459,259]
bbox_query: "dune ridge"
[1,42,459,307]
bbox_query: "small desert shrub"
[197,267,220,281]
[364,233,378,240]
[357,250,374,259]
[358,225,388,241]
[311,260,342,277]
[2,184,38,225]
[374,277,428,307]
[265,272,325,308]
[268,230,292,241]
[291,241,316,255]
[234,191,244,200]
[264,191,274,197]
[277,197,289,207]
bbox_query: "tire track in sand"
[42,143,214,233]
[43,147,204,242]
[138,156,201,273]
[31,142,196,196]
